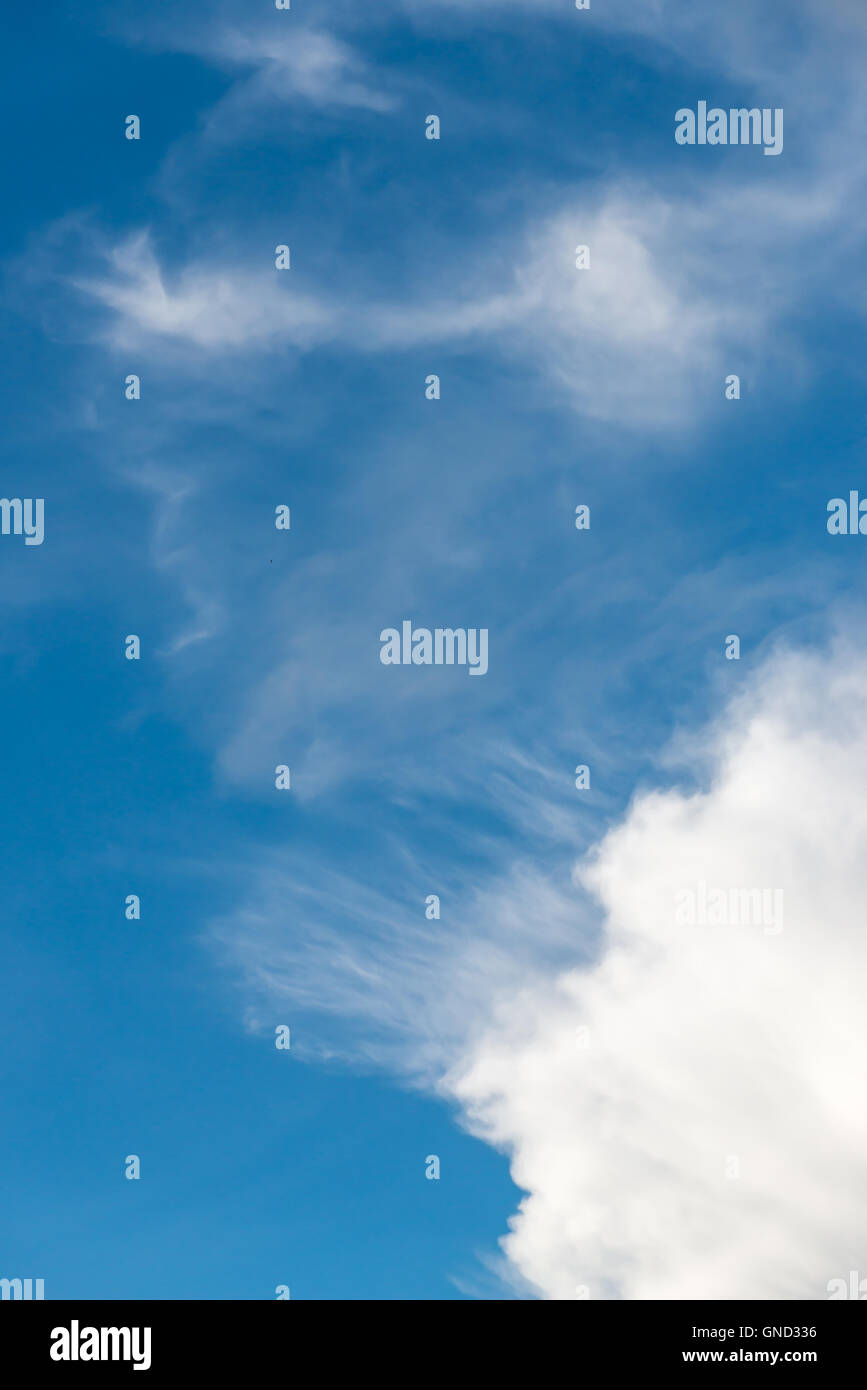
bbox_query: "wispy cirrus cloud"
[68,174,831,425]
[183,25,399,121]
[72,231,337,351]
[107,1,399,117]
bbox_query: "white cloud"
[213,637,867,1299]
[74,231,337,351]
[72,177,825,424]
[114,9,397,117]
[211,27,397,113]
[120,461,226,654]
[446,640,867,1298]
[368,193,757,424]
[211,851,593,1079]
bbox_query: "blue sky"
[2,0,867,1300]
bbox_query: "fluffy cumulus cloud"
[211,635,867,1299]
[445,641,867,1299]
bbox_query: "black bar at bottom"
[1,1299,863,1376]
